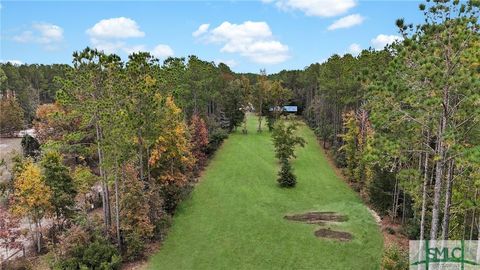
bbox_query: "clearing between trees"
[147,115,383,269]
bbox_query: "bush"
[266,114,276,131]
[381,245,408,270]
[277,160,296,188]
[122,230,145,262]
[161,183,193,214]
[368,168,395,216]
[1,257,33,270]
[206,128,228,156]
[21,134,40,158]
[81,240,121,269]
[153,214,172,241]
[332,147,347,168]
[403,219,420,239]
[52,226,121,270]
[386,227,396,235]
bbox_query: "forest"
[0,0,479,269]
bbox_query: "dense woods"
[0,51,254,267]
[0,0,479,269]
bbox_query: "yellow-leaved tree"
[149,96,194,213]
[11,160,52,253]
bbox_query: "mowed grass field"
[147,115,383,270]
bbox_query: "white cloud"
[192,24,210,37]
[86,17,173,58]
[123,44,148,55]
[370,34,402,50]
[86,17,145,39]
[89,39,126,54]
[1,60,23,65]
[33,23,63,43]
[13,23,64,50]
[13,31,34,43]
[348,43,361,55]
[327,14,364,30]
[266,0,356,17]
[151,44,174,58]
[196,21,289,65]
[215,59,238,68]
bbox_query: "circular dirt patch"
[314,228,353,241]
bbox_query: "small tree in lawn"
[271,117,305,187]
[277,159,296,187]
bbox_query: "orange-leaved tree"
[189,114,208,176]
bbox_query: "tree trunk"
[138,128,144,181]
[392,176,399,220]
[147,147,151,183]
[430,115,447,240]
[95,122,108,231]
[441,159,454,240]
[419,151,429,241]
[35,220,41,253]
[470,189,478,240]
[257,100,263,132]
[114,160,121,250]
[401,190,406,225]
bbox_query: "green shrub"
[153,214,173,241]
[277,160,296,188]
[381,245,408,270]
[2,258,33,270]
[21,134,40,158]
[206,128,228,156]
[81,239,121,269]
[403,219,420,239]
[368,168,395,216]
[266,114,276,131]
[161,183,193,214]
[52,225,121,270]
[332,147,347,168]
[122,230,145,262]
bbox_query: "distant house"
[269,105,298,114]
[283,106,298,113]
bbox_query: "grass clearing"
[147,115,383,269]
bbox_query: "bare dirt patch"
[314,228,353,241]
[284,211,353,241]
[284,212,348,224]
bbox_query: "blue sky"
[0,0,423,73]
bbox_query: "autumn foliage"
[0,207,22,258]
[119,164,154,260]
[189,114,209,176]
[34,103,80,143]
[149,96,194,186]
[0,96,24,136]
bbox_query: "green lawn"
[147,115,383,269]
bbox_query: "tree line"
[0,50,258,268]
[276,0,479,246]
